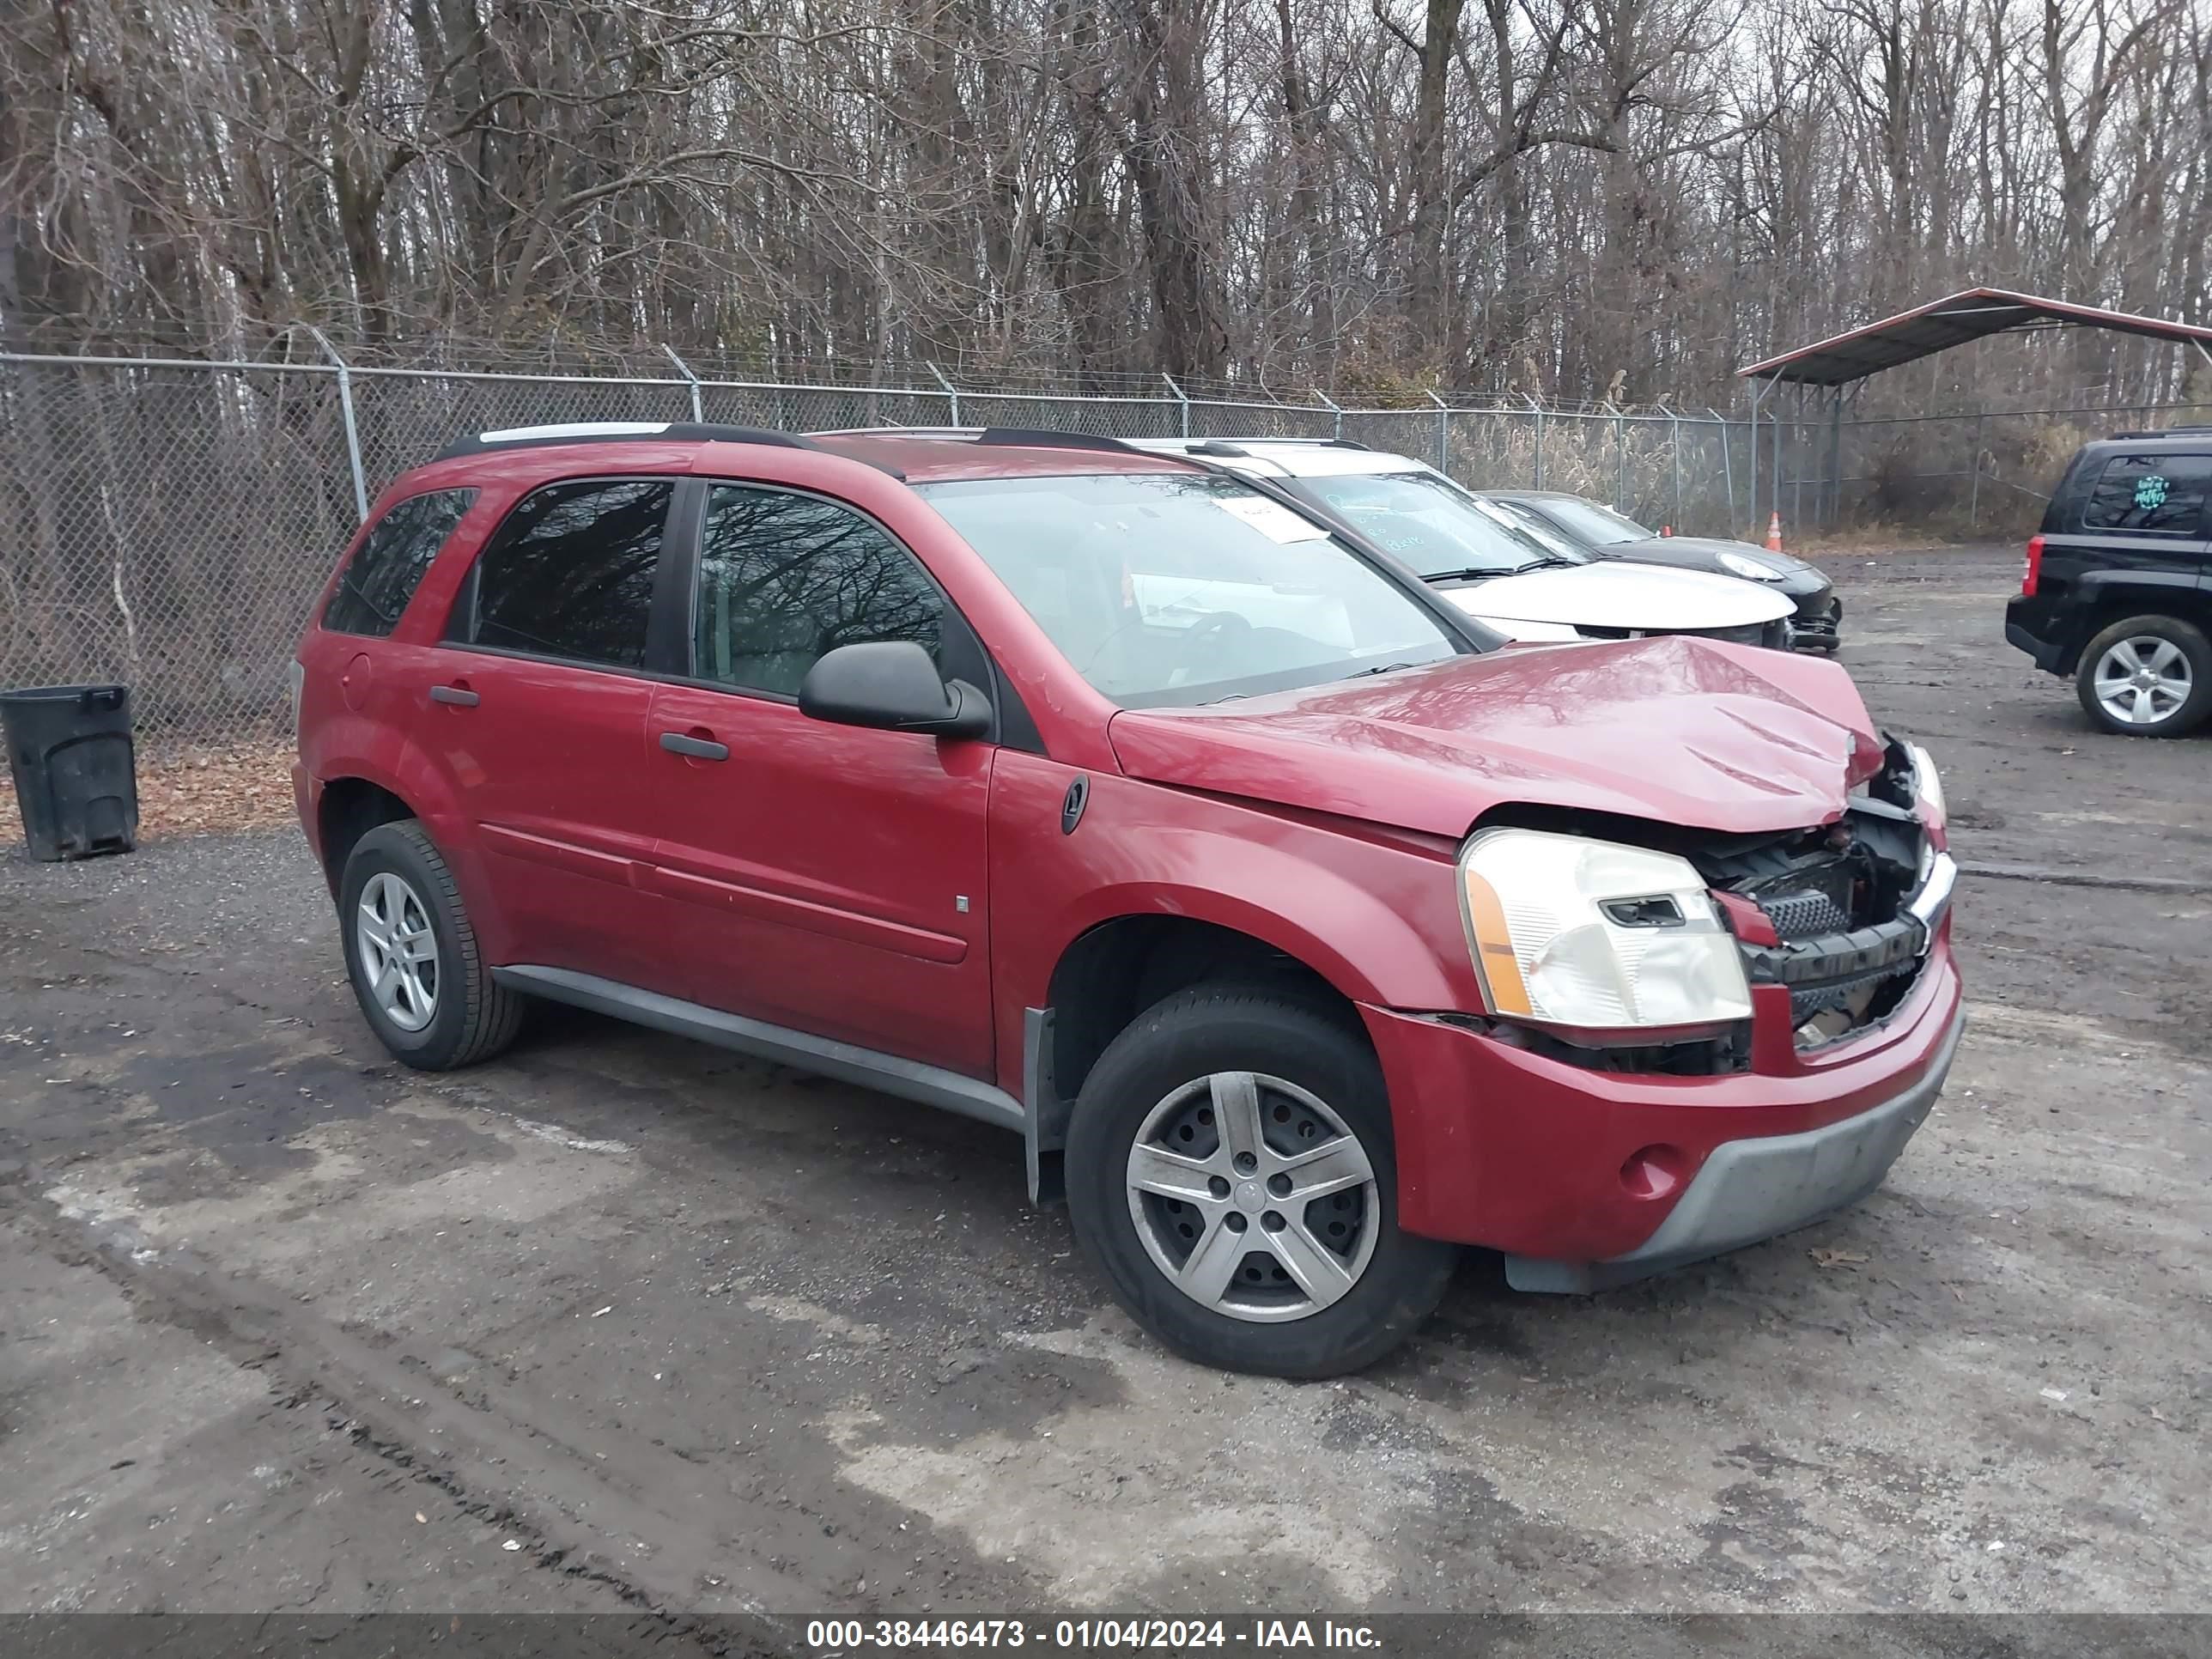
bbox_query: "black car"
[1484,490,1842,652]
[2005,428,2212,738]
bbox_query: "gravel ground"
[2,546,2207,1645]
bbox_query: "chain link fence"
[1814,401,2212,538]
[5,347,2193,744]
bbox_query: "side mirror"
[798,641,992,739]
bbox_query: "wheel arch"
[317,777,418,896]
[1042,913,1363,1109]
[2057,579,2212,673]
[304,719,472,885]
[1020,888,1437,1206]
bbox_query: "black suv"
[2006,429,2212,737]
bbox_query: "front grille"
[1792,597,1842,642]
[1688,778,1934,1046]
[1787,962,1911,1024]
[1794,591,1839,623]
[1760,888,1852,939]
[1738,919,1926,1039]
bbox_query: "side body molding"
[493,966,1025,1133]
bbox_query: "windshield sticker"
[1214,495,1330,544]
[2135,473,2170,511]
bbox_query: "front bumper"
[1790,589,1842,648]
[1504,1005,1961,1291]
[1359,930,1963,1281]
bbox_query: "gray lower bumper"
[1505,1008,1965,1294]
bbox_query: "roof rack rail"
[972,427,1145,454]
[1191,434,1371,452]
[2108,425,2212,440]
[433,421,820,462]
[809,425,981,441]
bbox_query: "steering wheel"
[1186,611,1253,664]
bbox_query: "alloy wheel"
[2092,635,2193,728]
[356,870,440,1032]
[1124,1071,1381,1323]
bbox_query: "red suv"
[292,422,1961,1376]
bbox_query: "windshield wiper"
[1416,567,1508,584]
[1507,556,1581,573]
[1345,660,1420,680]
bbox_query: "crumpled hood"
[1108,635,1885,840]
[1445,561,1793,630]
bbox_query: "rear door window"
[323,489,477,636]
[455,478,674,668]
[2081,454,2212,536]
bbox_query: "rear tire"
[2074,615,2212,738]
[1064,985,1455,1377]
[338,820,524,1069]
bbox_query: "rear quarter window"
[323,489,477,636]
[2079,453,2212,535]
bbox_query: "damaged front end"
[1466,735,1954,1073]
[1691,737,1954,1050]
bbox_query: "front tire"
[1064,986,1455,1377]
[338,820,524,1069]
[2074,615,2212,737]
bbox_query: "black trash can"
[2,684,138,861]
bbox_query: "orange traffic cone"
[1764,511,1784,552]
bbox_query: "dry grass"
[0,740,295,853]
[1788,520,2002,555]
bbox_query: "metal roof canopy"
[1737,286,2212,387]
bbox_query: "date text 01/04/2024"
[804,1619,1385,1651]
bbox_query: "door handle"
[430,684,479,707]
[659,731,729,761]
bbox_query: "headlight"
[1717,550,1784,582]
[1458,828,1753,1030]
[1905,740,1944,820]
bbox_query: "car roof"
[2079,427,2212,453]
[423,422,1209,485]
[1480,489,1583,503]
[1127,436,1436,480]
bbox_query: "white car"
[1131,438,1795,647]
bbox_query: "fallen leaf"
[1808,1248,1869,1268]
[0,739,295,849]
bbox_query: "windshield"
[917,472,1459,708]
[1481,498,1586,562]
[1525,496,1655,545]
[1297,471,1587,579]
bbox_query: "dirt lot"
[3,547,2209,1643]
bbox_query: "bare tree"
[2,0,2207,408]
